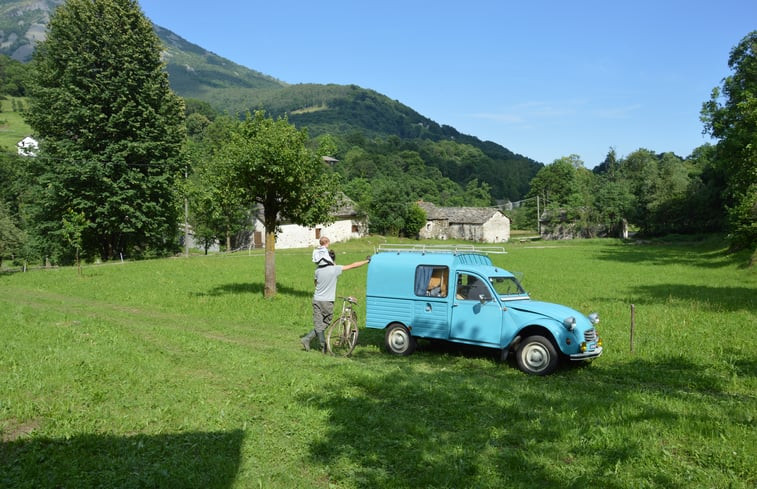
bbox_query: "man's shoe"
[300,337,311,351]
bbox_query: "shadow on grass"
[300,352,751,488]
[0,430,245,489]
[195,282,311,298]
[628,283,756,312]
[596,240,740,269]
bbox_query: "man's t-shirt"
[313,265,343,302]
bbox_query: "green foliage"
[0,54,30,96]
[186,116,249,252]
[0,238,754,488]
[701,31,757,251]
[24,0,186,263]
[61,208,87,273]
[0,200,25,266]
[220,111,339,296]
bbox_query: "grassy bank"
[1,237,755,488]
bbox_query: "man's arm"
[341,259,370,271]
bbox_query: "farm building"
[417,201,510,243]
[247,195,366,249]
[17,136,38,156]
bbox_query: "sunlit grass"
[1,237,755,488]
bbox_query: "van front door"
[449,273,503,346]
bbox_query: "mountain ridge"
[0,0,542,200]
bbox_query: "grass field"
[0,97,31,152]
[1,236,755,488]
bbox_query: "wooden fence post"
[630,304,636,353]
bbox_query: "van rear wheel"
[385,323,416,356]
[516,335,558,375]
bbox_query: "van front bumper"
[569,346,603,361]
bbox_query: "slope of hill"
[153,25,286,104]
[0,0,61,61]
[0,0,542,200]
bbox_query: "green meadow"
[1,237,755,488]
[0,97,32,151]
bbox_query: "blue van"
[365,244,603,375]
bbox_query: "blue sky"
[138,0,755,168]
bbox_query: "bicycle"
[326,296,359,356]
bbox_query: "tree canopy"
[24,0,185,263]
[220,111,338,297]
[701,30,757,251]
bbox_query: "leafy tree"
[24,0,186,263]
[187,116,248,252]
[701,30,757,251]
[367,179,410,237]
[526,155,585,209]
[0,201,25,267]
[221,111,338,297]
[0,54,30,97]
[62,209,87,274]
[403,203,427,238]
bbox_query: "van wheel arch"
[384,322,416,356]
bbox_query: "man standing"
[301,241,369,352]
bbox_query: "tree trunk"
[264,229,276,298]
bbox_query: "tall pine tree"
[25,0,185,262]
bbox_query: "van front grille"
[584,328,598,342]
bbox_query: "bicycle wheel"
[326,315,359,356]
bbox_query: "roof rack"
[376,243,507,255]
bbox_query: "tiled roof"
[417,201,500,225]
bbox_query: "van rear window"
[415,266,449,297]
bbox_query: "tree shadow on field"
[628,283,756,312]
[0,430,244,489]
[596,242,738,269]
[194,282,311,298]
[300,353,750,488]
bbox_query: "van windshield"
[490,277,527,298]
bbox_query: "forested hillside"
[0,0,541,202]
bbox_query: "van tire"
[515,335,558,375]
[385,323,416,356]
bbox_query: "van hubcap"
[522,343,549,370]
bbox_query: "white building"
[248,195,366,249]
[17,136,38,156]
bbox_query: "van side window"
[415,266,449,297]
[456,273,492,301]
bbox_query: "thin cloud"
[469,100,583,125]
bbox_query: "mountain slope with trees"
[0,0,542,203]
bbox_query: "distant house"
[17,136,38,156]
[417,201,510,243]
[247,195,366,250]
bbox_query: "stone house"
[247,195,366,249]
[417,201,510,243]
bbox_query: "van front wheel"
[516,335,558,375]
[385,323,416,356]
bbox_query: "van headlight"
[588,313,600,325]
[563,316,576,331]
